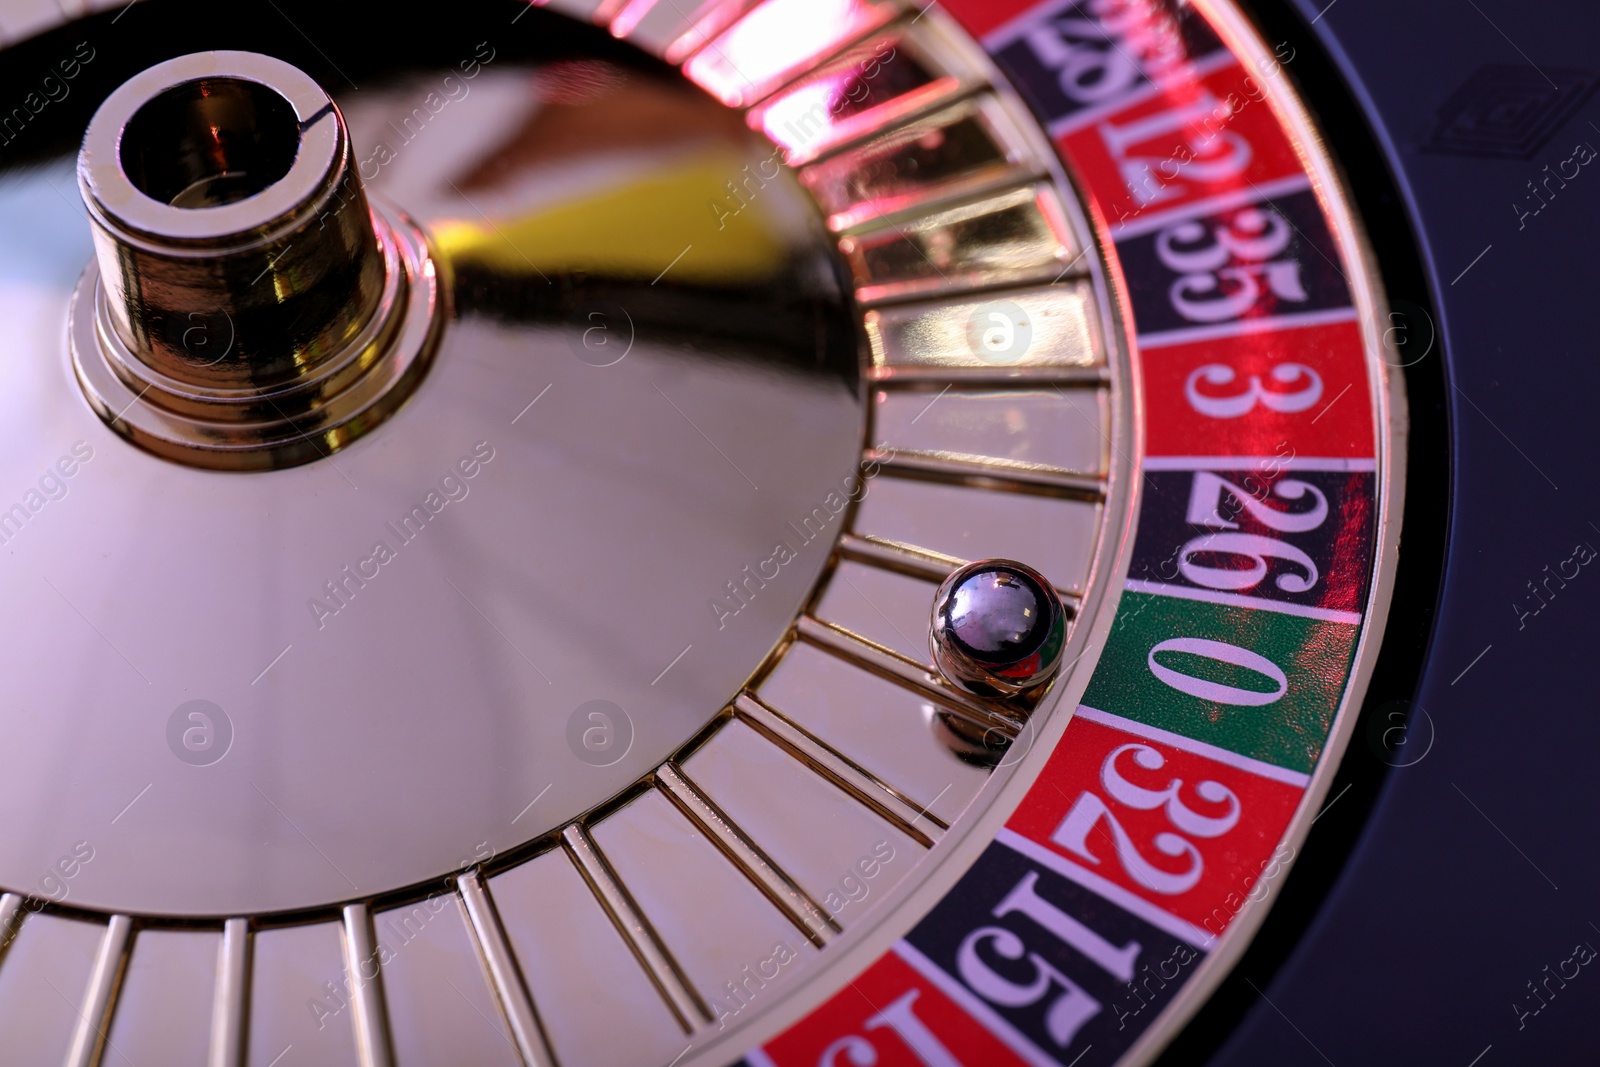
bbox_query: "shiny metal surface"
[562,822,707,1032]
[0,0,1416,1060]
[678,719,922,923]
[855,477,1104,593]
[64,912,131,1067]
[458,870,557,1067]
[758,642,990,826]
[375,894,522,1067]
[211,918,250,1067]
[342,903,395,1067]
[537,0,618,23]
[842,183,1079,303]
[590,789,820,1026]
[79,52,383,377]
[864,280,1104,380]
[732,693,944,848]
[930,559,1066,698]
[0,49,861,915]
[656,763,839,947]
[0,893,19,947]
[0,0,1140,1058]
[812,559,940,664]
[105,926,219,1064]
[0,911,103,1063]
[72,51,440,470]
[613,0,728,61]
[69,197,441,470]
[800,94,1034,230]
[491,848,687,1065]
[793,613,1017,734]
[747,22,973,168]
[835,531,969,586]
[873,386,1107,475]
[868,441,1104,494]
[682,0,899,107]
[247,920,361,1067]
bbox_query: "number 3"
[1184,362,1323,419]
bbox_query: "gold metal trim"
[340,904,396,1067]
[64,914,132,1067]
[561,824,710,1033]
[457,872,559,1067]
[656,764,840,946]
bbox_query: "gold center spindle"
[69,51,442,471]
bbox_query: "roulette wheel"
[0,0,1591,1062]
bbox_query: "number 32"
[1052,743,1240,895]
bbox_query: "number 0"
[1147,637,1287,706]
